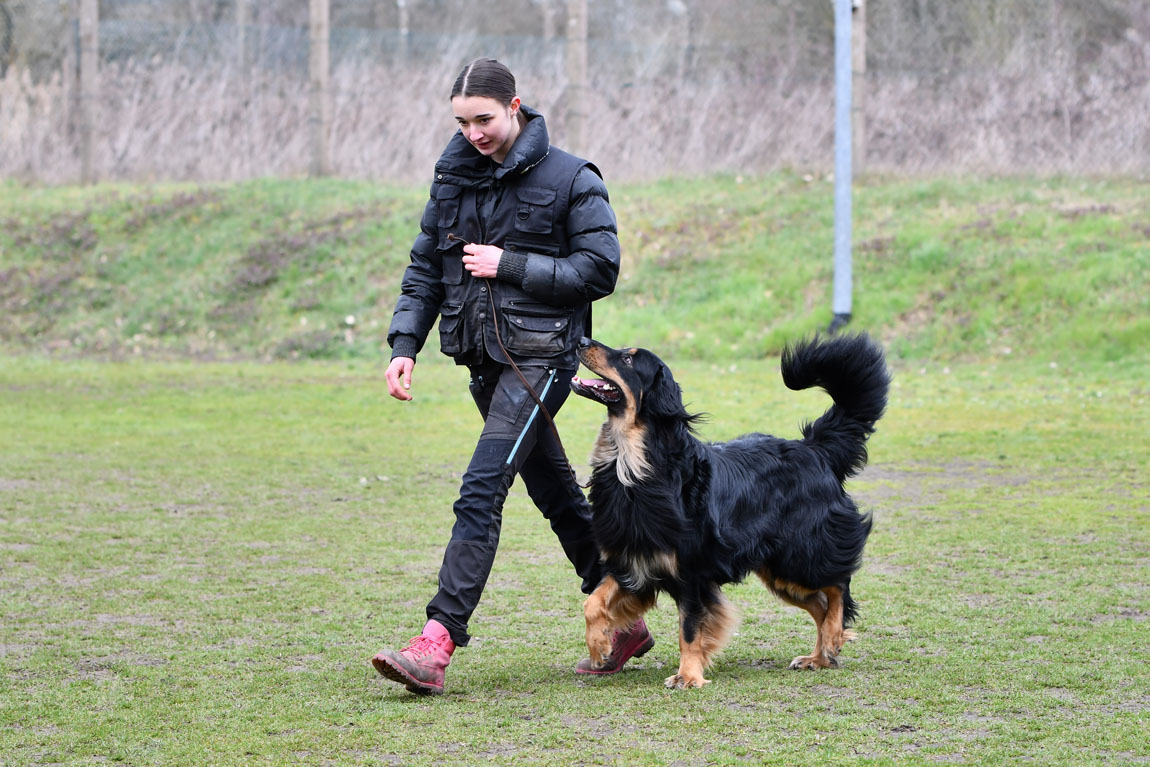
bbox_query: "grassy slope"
[1,173,1147,363]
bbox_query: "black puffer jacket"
[387,105,620,369]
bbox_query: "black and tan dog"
[569,333,890,689]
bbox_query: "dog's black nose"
[578,337,592,350]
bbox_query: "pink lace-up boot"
[372,619,456,695]
[574,618,655,675]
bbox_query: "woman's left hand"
[462,243,503,279]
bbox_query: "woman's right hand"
[385,357,415,401]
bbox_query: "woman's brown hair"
[450,58,517,106]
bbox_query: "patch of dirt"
[228,203,391,295]
[863,558,912,577]
[1055,203,1117,220]
[853,460,1024,510]
[121,189,223,232]
[1091,607,1149,624]
[559,713,639,739]
[3,210,98,260]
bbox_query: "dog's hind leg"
[665,588,737,690]
[785,586,853,670]
[583,575,654,667]
[820,585,857,656]
[757,570,847,670]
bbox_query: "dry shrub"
[867,33,1150,176]
[1,31,1147,184]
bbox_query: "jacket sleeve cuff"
[390,335,419,361]
[496,251,529,287]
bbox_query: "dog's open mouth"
[571,375,622,405]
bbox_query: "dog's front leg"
[583,577,619,665]
[665,590,736,689]
[583,575,652,667]
[666,612,710,689]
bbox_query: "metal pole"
[830,0,852,332]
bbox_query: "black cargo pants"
[425,359,603,647]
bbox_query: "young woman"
[371,58,650,695]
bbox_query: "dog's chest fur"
[588,416,695,593]
[608,550,679,592]
[589,417,652,487]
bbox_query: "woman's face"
[452,95,521,163]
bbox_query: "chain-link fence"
[1,0,1148,184]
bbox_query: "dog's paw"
[789,653,840,670]
[833,629,858,653]
[664,673,710,690]
[585,630,612,666]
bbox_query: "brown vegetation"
[1,0,1148,182]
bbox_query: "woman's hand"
[385,356,415,401]
[462,243,503,279]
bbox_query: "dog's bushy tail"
[781,333,891,482]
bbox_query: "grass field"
[1,174,1149,765]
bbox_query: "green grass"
[1,353,1147,766]
[1,174,1148,764]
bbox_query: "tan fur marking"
[665,594,738,689]
[614,550,679,592]
[668,632,709,689]
[756,570,853,670]
[579,345,651,485]
[589,417,652,486]
[579,345,610,370]
[583,575,656,668]
[757,569,818,603]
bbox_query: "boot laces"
[402,634,444,659]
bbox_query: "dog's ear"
[642,362,687,419]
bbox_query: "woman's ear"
[509,96,522,117]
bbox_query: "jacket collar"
[434,104,549,186]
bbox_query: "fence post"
[537,0,558,42]
[565,0,587,156]
[396,0,411,61]
[309,0,331,177]
[851,0,866,175]
[78,0,99,184]
[236,0,248,69]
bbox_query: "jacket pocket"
[513,186,557,235]
[435,184,462,230]
[500,301,570,357]
[440,252,464,284]
[437,302,466,356]
[504,236,561,259]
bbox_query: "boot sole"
[372,654,444,696]
[575,634,656,676]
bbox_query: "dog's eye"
[622,354,633,366]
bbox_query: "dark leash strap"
[447,234,590,490]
